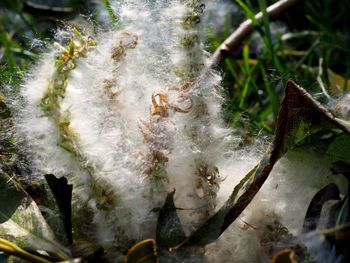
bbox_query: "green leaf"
[45,174,73,245]
[331,161,350,179]
[178,165,257,246]
[156,191,186,248]
[327,134,350,161]
[178,80,350,247]
[302,183,340,232]
[0,172,25,224]
[235,0,260,26]
[327,68,350,96]
[0,172,71,261]
[336,196,349,227]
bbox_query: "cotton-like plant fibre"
[14,0,230,257]
[10,0,348,262]
[205,147,347,263]
[332,93,350,120]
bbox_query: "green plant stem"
[293,39,319,70]
[257,0,276,65]
[0,238,50,263]
[102,0,120,27]
[261,66,278,120]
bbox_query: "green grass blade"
[260,65,278,122]
[235,0,260,26]
[102,0,120,28]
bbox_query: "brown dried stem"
[210,0,303,67]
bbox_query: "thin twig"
[210,0,303,67]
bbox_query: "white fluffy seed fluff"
[12,0,347,262]
[206,147,347,263]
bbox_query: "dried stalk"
[210,0,303,67]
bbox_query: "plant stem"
[210,0,303,67]
[102,0,120,27]
[0,238,50,263]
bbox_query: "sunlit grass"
[205,0,350,142]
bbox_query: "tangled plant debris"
[0,0,350,263]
